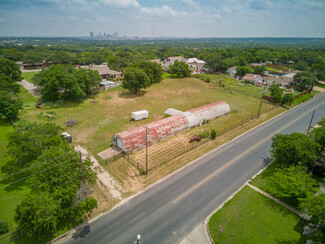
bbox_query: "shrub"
[0,220,9,235]
[210,129,217,139]
[200,131,209,138]
[203,77,211,83]
[139,167,146,175]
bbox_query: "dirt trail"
[74,145,124,200]
[19,79,41,96]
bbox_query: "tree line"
[265,120,325,242]
[1,120,97,237]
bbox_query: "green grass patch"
[162,72,178,79]
[209,186,305,243]
[18,86,38,109]
[21,71,39,83]
[0,119,31,237]
[291,93,314,107]
[316,82,325,89]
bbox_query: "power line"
[0,156,75,189]
[0,151,74,181]
[0,173,81,213]
[0,172,81,202]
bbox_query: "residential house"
[187,58,206,73]
[266,76,295,86]
[162,56,187,70]
[242,73,263,84]
[89,64,123,79]
[226,66,237,78]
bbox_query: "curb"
[51,92,323,243]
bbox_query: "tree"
[10,125,97,236]
[3,48,23,61]
[2,121,63,173]
[0,74,21,94]
[168,61,191,77]
[311,62,325,81]
[311,126,325,149]
[33,64,86,101]
[205,54,230,73]
[269,83,283,103]
[281,92,294,105]
[0,58,22,84]
[122,67,150,94]
[15,193,59,236]
[0,91,22,120]
[293,60,309,71]
[236,65,252,77]
[133,61,163,84]
[299,193,325,243]
[253,65,266,75]
[0,220,9,235]
[271,133,321,168]
[73,68,101,95]
[265,164,319,204]
[294,72,317,90]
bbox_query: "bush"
[203,77,211,83]
[200,131,209,138]
[0,220,9,235]
[210,129,217,139]
[139,167,146,175]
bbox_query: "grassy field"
[209,186,305,244]
[21,71,39,82]
[19,75,281,160]
[316,82,325,89]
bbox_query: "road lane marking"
[172,100,325,204]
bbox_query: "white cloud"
[99,0,139,8]
[181,0,197,6]
[140,5,178,17]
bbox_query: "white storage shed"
[132,110,149,121]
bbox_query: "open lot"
[19,74,288,195]
[209,186,305,243]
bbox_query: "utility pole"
[257,72,269,119]
[78,150,85,184]
[307,109,315,133]
[145,126,148,174]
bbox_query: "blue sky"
[0,0,325,37]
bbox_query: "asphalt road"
[65,92,325,244]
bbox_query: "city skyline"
[0,0,325,37]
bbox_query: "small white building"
[132,110,149,121]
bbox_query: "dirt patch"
[314,86,325,92]
[168,87,201,95]
[75,126,98,143]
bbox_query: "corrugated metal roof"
[165,108,183,116]
[113,101,230,152]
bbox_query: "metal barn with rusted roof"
[111,101,230,152]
